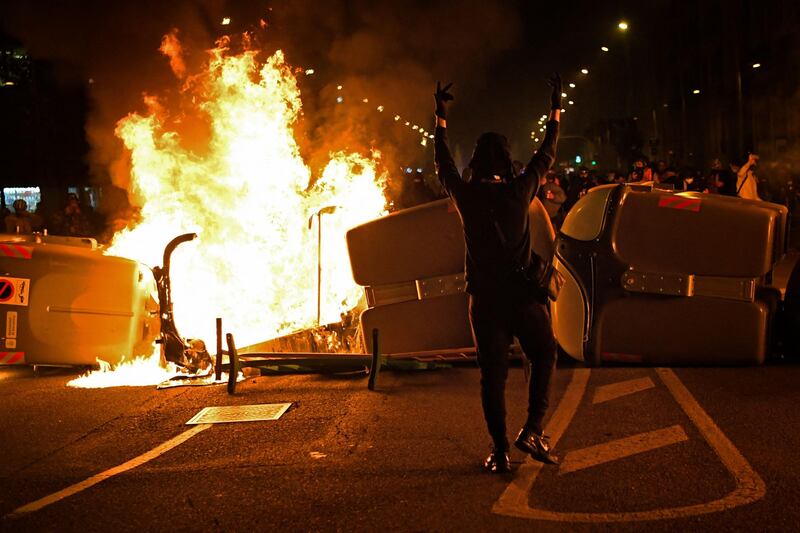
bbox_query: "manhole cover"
[186,403,292,425]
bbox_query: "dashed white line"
[493,368,767,522]
[592,377,655,404]
[558,424,688,475]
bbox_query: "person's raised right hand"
[548,73,563,110]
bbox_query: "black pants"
[469,292,558,451]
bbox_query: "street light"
[581,68,589,75]
[569,82,576,88]
[692,89,701,95]
[601,46,609,52]
[308,206,338,326]
[618,21,629,31]
[752,63,761,69]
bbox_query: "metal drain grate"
[186,403,292,425]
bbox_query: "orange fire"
[68,33,387,387]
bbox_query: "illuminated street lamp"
[221,17,231,25]
[601,46,609,52]
[581,68,589,75]
[309,206,338,326]
[569,82,576,88]
[752,63,761,69]
[618,21,629,31]
[692,89,701,95]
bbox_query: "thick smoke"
[0,0,525,215]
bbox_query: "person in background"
[565,166,595,210]
[540,171,567,229]
[709,158,736,196]
[737,153,762,200]
[434,75,562,473]
[51,193,93,237]
[4,199,39,234]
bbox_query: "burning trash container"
[551,184,790,365]
[0,234,160,367]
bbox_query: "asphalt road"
[1,358,800,532]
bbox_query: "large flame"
[69,35,387,387]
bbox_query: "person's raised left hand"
[434,81,454,118]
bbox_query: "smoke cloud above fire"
[0,0,524,212]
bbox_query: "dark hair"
[469,132,514,182]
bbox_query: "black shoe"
[483,450,511,473]
[514,428,559,465]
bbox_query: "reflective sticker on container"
[5,339,16,349]
[6,311,17,338]
[0,243,33,260]
[0,277,29,307]
[602,352,644,363]
[657,196,702,212]
[0,351,24,364]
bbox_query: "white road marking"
[592,377,655,404]
[493,368,591,514]
[559,424,688,475]
[493,368,766,522]
[6,423,212,518]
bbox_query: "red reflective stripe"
[601,352,643,363]
[0,243,32,259]
[657,196,682,207]
[13,245,32,259]
[658,196,702,212]
[0,352,25,364]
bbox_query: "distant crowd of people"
[535,152,795,230]
[2,192,96,237]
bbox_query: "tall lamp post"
[308,206,338,326]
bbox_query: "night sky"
[1,1,796,191]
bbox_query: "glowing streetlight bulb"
[569,82,576,88]
[336,85,343,90]
[601,46,609,52]
[221,17,231,25]
[618,21,628,31]
[561,92,567,98]
[752,63,761,69]
[305,68,315,75]
[692,89,701,95]
[581,68,589,75]
[568,100,574,105]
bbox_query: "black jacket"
[435,120,559,294]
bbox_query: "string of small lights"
[217,15,764,160]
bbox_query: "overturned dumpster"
[552,184,792,366]
[0,234,159,367]
[347,186,799,366]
